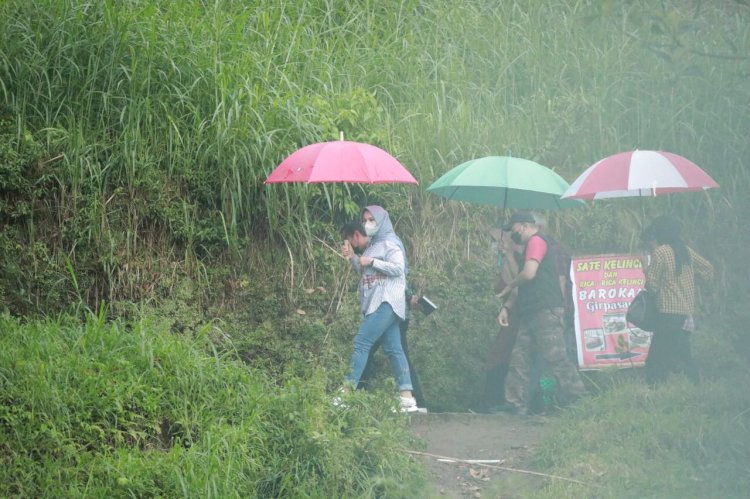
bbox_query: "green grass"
[520,379,750,498]
[1,0,748,315]
[1,1,750,495]
[2,0,747,262]
[0,311,426,498]
[484,336,750,498]
[4,0,748,420]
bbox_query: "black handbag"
[626,289,658,331]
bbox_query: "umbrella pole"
[640,193,645,220]
[638,193,649,234]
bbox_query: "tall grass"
[1,2,749,495]
[1,0,749,411]
[0,311,426,497]
[476,321,750,497]
[2,0,749,300]
[509,375,750,498]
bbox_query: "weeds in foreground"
[492,364,750,498]
[0,311,426,498]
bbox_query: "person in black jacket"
[496,211,586,414]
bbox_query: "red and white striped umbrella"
[561,150,719,200]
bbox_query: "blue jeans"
[346,302,413,391]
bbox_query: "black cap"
[502,210,536,230]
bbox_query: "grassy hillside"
[0,311,425,497]
[2,0,749,407]
[1,0,750,495]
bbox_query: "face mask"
[511,231,523,245]
[363,221,378,237]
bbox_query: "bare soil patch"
[409,412,554,498]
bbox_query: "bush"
[0,311,426,498]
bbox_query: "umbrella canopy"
[265,140,418,184]
[426,155,583,209]
[561,150,719,200]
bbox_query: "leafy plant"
[0,311,426,497]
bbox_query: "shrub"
[0,311,426,497]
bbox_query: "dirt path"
[409,412,553,498]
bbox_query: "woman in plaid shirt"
[644,215,714,384]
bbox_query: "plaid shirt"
[646,244,714,315]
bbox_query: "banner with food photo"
[570,254,652,370]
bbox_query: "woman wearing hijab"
[357,206,427,409]
[362,205,408,269]
[339,206,418,412]
[644,215,714,384]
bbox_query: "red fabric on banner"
[570,254,652,370]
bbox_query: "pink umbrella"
[265,140,418,184]
[561,150,718,200]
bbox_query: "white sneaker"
[332,388,350,409]
[331,396,347,408]
[399,396,419,413]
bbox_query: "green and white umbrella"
[427,155,583,209]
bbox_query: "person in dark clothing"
[496,211,586,414]
[643,215,713,384]
[530,213,576,364]
[478,227,521,412]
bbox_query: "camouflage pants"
[505,307,586,412]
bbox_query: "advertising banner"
[571,254,652,370]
